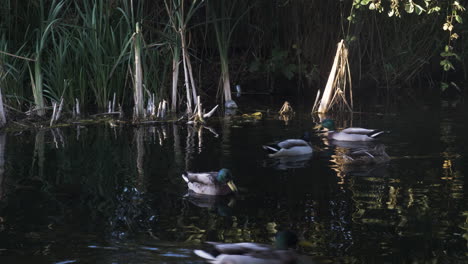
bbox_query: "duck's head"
[216,168,238,192]
[274,231,299,250]
[320,119,336,131]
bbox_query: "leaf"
[440,59,455,71]
[360,0,370,5]
[440,82,449,92]
[428,7,441,14]
[440,51,455,57]
[405,3,414,13]
[455,15,463,24]
[414,4,425,15]
[450,82,461,92]
[443,22,450,31]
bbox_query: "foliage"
[352,0,466,78]
[249,47,298,81]
[0,0,468,118]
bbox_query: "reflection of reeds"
[32,130,45,179]
[135,127,145,188]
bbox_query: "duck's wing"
[331,132,373,141]
[341,127,376,134]
[187,182,231,196]
[195,252,285,264]
[342,128,385,139]
[208,242,272,254]
[183,172,217,185]
[213,253,289,264]
[277,139,309,149]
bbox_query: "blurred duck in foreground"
[194,230,315,264]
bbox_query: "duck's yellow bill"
[227,181,238,192]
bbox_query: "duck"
[262,134,313,158]
[338,144,390,166]
[182,168,238,196]
[194,230,305,264]
[318,119,384,142]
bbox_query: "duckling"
[182,168,238,196]
[319,119,384,142]
[263,134,313,157]
[194,231,303,264]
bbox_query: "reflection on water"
[0,102,467,263]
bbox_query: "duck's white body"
[263,139,313,157]
[194,242,296,264]
[182,172,233,196]
[328,128,384,142]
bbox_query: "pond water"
[0,97,467,263]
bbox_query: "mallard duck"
[182,168,238,196]
[319,119,384,142]
[263,139,313,158]
[194,231,303,264]
[340,144,390,166]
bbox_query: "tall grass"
[0,0,465,120]
[73,0,134,109]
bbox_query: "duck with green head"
[194,230,309,264]
[182,168,238,196]
[318,119,384,142]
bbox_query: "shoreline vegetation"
[0,0,466,130]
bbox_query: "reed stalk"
[133,23,145,119]
[165,0,204,114]
[171,48,180,112]
[0,85,6,127]
[317,40,352,113]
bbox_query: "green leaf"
[428,6,441,14]
[455,15,463,24]
[440,82,449,92]
[361,0,370,5]
[440,59,455,71]
[440,51,455,57]
[414,4,425,15]
[405,3,414,13]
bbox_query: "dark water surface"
[0,98,467,263]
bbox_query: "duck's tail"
[367,130,385,138]
[262,144,279,154]
[181,173,189,183]
[194,250,216,261]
